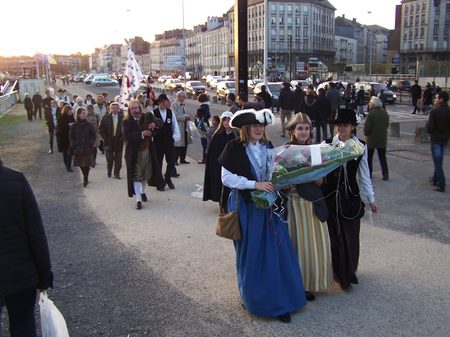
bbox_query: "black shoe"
[180,160,190,164]
[434,186,445,192]
[167,181,175,189]
[67,168,74,172]
[83,181,88,187]
[141,193,147,202]
[92,165,95,168]
[428,177,436,186]
[305,291,316,301]
[198,159,207,164]
[175,162,179,166]
[107,173,112,178]
[278,313,291,323]
[341,284,353,291]
[157,187,165,192]
[115,175,121,179]
[172,173,180,178]
[411,112,416,114]
[382,173,389,181]
[135,201,142,210]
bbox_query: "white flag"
[119,44,146,109]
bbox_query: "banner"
[119,44,146,109]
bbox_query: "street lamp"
[368,11,372,81]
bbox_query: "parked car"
[158,75,170,83]
[216,81,236,99]
[355,81,397,104]
[92,77,118,86]
[165,79,184,91]
[248,79,263,92]
[210,78,227,89]
[290,80,310,90]
[390,80,411,92]
[208,76,224,87]
[186,81,207,95]
[253,82,283,107]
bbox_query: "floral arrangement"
[251,139,366,209]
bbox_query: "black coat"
[411,84,422,99]
[32,94,42,107]
[303,94,318,121]
[0,159,53,298]
[423,88,433,105]
[24,96,33,110]
[69,120,96,155]
[57,114,75,151]
[277,87,295,111]
[316,95,332,122]
[294,87,306,113]
[98,112,124,151]
[258,90,272,109]
[44,107,61,131]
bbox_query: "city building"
[387,4,403,73]
[334,33,357,65]
[199,16,230,76]
[150,29,187,77]
[0,56,43,76]
[367,25,391,64]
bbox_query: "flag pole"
[182,0,187,90]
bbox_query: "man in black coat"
[277,82,295,137]
[32,90,43,120]
[293,83,306,113]
[99,102,124,179]
[258,85,273,109]
[411,80,422,114]
[0,158,53,336]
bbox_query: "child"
[205,115,220,155]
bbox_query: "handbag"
[216,188,241,240]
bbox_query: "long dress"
[219,139,307,318]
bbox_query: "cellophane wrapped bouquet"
[251,139,366,209]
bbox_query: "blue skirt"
[229,190,307,318]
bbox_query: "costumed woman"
[57,105,75,172]
[321,108,378,290]
[282,113,334,301]
[203,111,239,210]
[218,109,307,323]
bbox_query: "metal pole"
[288,36,292,82]
[264,0,269,86]
[369,32,372,81]
[182,0,187,90]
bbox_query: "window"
[445,25,449,36]
[414,41,418,50]
[410,4,414,13]
[279,30,285,39]
[279,44,284,52]
[271,29,276,39]
[422,1,426,12]
[410,16,413,26]
[303,5,308,16]
[410,29,413,39]
[303,17,308,26]
[303,29,308,37]
[295,29,300,38]
[271,42,276,51]
[420,40,424,50]
[271,16,276,26]
[405,6,408,15]
[271,4,276,15]
[416,15,419,25]
[433,40,438,50]
[296,17,301,26]
[409,41,412,50]
[287,17,292,27]
[420,27,425,36]
[415,28,419,37]
[434,25,439,35]
[422,14,425,24]
[279,17,284,26]
[279,4,284,15]
[404,31,408,40]
[295,5,300,15]
[287,5,292,15]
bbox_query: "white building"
[334,35,357,65]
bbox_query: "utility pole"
[264,0,269,86]
[288,35,292,82]
[235,0,248,96]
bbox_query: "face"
[178,95,186,103]
[249,124,265,142]
[79,109,87,120]
[59,101,65,108]
[87,108,94,115]
[138,96,144,102]
[68,108,73,115]
[73,96,78,102]
[110,104,120,115]
[87,95,92,101]
[50,100,57,108]
[158,99,168,110]
[293,123,311,143]
[129,102,141,118]
[252,97,259,103]
[222,117,230,129]
[336,123,355,141]
[59,91,64,96]
[96,96,104,104]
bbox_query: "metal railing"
[0,90,19,115]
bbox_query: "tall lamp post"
[368,11,372,81]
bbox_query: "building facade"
[334,34,357,65]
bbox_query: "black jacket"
[258,90,272,109]
[294,87,306,113]
[32,94,42,107]
[0,159,53,298]
[57,114,75,151]
[24,96,33,110]
[69,120,96,155]
[426,102,450,142]
[99,112,124,151]
[411,84,422,99]
[303,94,318,121]
[316,95,332,122]
[277,87,295,111]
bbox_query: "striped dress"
[287,191,334,292]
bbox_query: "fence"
[0,91,19,116]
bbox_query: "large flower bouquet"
[251,139,366,209]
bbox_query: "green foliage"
[328,63,347,73]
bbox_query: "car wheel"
[112,83,116,86]
[96,83,100,87]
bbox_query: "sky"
[1,0,401,57]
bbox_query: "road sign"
[164,61,183,67]
[164,55,182,60]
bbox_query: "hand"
[147,122,155,130]
[38,288,46,293]
[255,182,274,193]
[185,115,191,121]
[68,122,74,126]
[193,115,198,120]
[143,130,152,137]
[280,184,295,190]
[370,202,378,213]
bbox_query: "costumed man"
[122,100,165,210]
[171,91,192,166]
[151,94,180,190]
[56,89,70,105]
[99,102,124,179]
[93,94,108,154]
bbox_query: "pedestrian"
[56,88,69,105]
[99,102,124,179]
[411,80,422,114]
[344,83,352,108]
[356,85,366,118]
[321,108,378,290]
[0,158,53,336]
[70,94,78,107]
[364,97,390,180]
[44,99,61,154]
[70,107,97,187]
[282,113,334,301]
[226,93,240,113]
[123,100,165,209]
[72,96,86,114]
[102,92,109,105]
[218,109,307,323]
[293,82,306,113]
[302,89,318,127]
[57,105,75,172]
[277,82,295,137]
[85,105,101,167]
[326,82,341,137]
[205,115,220,156]
[93,94,108,154]
[32,90,43,120]
[238,93,264,111]
[203,111,239,209]
[378,89,387,110]
[316,88,331,142]
[145,97,156,112]
[85,94,95,106]
[368,84,377,113]
[151,94,180,189]
[24,93,34,121]
[136,93,145,111]
[258,85,273,110]
[195,93,211,164]
[425,91,450,192]
[423,84,433,115]
[171,91,192,166]
[145,84,156,100]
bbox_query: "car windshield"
[190,81,202,86]
[401,81,411,85]
[226,82,236,88]
[173,79,182,83]
[268,84,282,93]
[374,84,389,91]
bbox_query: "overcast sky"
[1,0,401,57]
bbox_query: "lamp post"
[368,11,372,81]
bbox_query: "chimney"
[353,18,357,22]
[342,14,345,19]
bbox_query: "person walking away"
[0,158,53,336]
[32,90,43,119]
[44,99,61,154]
[344,83,352,108]
[24,93,34,121]
[303,89,318,130]
[258,85,273,110]
[321,108,378,290]
[99,102,124,179]
[411,80,422,114]
[326,82,341,137]
[316,88,331,142]
[282,113,334,301]
[57,105,75,172]
[423,84,433,115]
[205,115,220,157]
[93,94,108,154]
[356,85,366,118]
[218,109,307,323]
[86,105,101,167]
[195,93,211,163]
[364,97,389,180]
[378,89,387,110]
[293,82,306,114]
[171,91,191,165]
[425,91,450,192]
[368,84,377,112]
[70,107,96,187]
[277,82,295,137]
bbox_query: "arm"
[89,123,96,147]
[357,145,377,212]
[122,118,143,144]
[172,116,180,142]
[222,167,274,192]
[363,112,373,136]
[425,111,434,134]
[98,115,108,142]
[69,123,75,148]
[172,103,186,122]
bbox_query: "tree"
[328,63,346,74]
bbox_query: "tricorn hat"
[230,109,274,129]
[283,113,312,131]
[328,108,358,125]
[155,93,170,104]
[57,88,66,93]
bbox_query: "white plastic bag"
[39,291,70,337]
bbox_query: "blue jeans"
[316,121,328,143]
[430,141,448,188]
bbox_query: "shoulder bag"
[216,188,241,240]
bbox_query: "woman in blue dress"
[218,109,307,323]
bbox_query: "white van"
[84,73,109,84]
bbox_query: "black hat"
[57,88,66,93]
[230,109,274,129]
[101,91,108,96]
[155,93,169,104]
[328,108,358,125]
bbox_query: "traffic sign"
[164,55,182,60]
[164,61,183,67]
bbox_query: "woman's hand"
[370,202,378,213]
[148,122,155,130]
[255,182,274,193]
[314,178,323,186]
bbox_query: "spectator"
[326,82,341,137]
[70,94,78,107]
[356,85,366,118]
[277,82,295,137]
[93,94,108,154]
[85,105,101,167]
[24,93,34,121]
[258,85,273,109]
[294,83,306,113]
[423,84,433,115]
[72,96,86,114]
[32,90,43,120]
[195,93,211,164]
[171,91,191,166]
[378,89,387,110]
[238,93,264,111]
[316,88,331,142]
[344,83,352,108]
[44,99,61,154]
[226,93,240,113]
[411,80,422,114]
[57,105,75,172]
[56,88,69,105]
[85,94,95,106]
